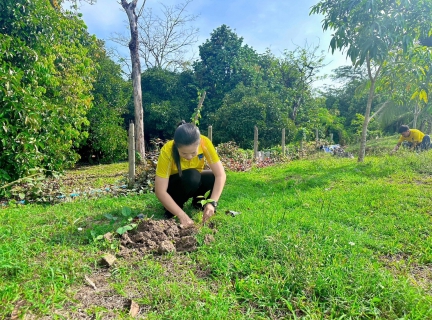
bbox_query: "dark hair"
[398,125,410,134]
[172,121,200,177]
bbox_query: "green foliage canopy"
[213,84,292,149]
[0,0,97,183]
[82,42,130,163]
[311,0,432,66]
[193,25,261,117]
[139,67,198,140]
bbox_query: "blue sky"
[73,0,351,88]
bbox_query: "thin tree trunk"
[358,57,381,162]
[121,0,146,162]
[413,103,419,129]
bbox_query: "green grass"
[345,135,400,156]
[61,161,129,191]
[1,151,432,319]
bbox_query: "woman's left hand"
[202,203,215,223]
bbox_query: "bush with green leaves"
[216,141,253,171]
[0,0,97,186]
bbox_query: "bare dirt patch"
[380,253,432,294]
[24,269,144,320]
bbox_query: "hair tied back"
[177,120,187,128]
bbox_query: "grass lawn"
[1,150,432,319]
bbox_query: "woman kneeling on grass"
[155,121,226,228]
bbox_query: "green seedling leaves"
[116,223,137,235]
[197,190,215,207]
[104,214,118,221]
[90,230,104,242]
[197,190,211,199]
[200,199,215,207]
[103,207,138,236]
[121,207,132,217]
[204,190,211,199]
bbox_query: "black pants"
[420,135,431,151]
[166,169,215,216]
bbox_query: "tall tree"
[121,0,146,162]
[193,25,260,117]
[139,67,198,140]
[137,0,199,71]
[324,66,371,132]
[272,44,327,123]
[112,0,199,71]
[311,0,432,162]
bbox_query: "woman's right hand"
[179,215,194,228]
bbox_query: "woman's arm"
[155,176,194,227]
[203,161,226,222]
[208,161,226,202]
[392,142,401,152]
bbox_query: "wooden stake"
[128,122,135,188]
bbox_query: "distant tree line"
[1,0,431,186]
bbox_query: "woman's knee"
[181,169,201,189]
[200,170,215,188]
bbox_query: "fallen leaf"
[84,275,97,290]
[129,300,140,317]
[10,300,25,320]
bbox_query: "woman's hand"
[202,204,215,223]
[179,215,194,228]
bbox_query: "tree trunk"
[358,57,381,162]
[413,103,419,129]
[121,0,145,162]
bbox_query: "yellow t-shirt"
[397,129,425,145]
[156,135,220,178]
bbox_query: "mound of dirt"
[118,219,200,257]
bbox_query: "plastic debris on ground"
[226,210,241,217]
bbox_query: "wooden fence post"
[254,126,258,159]
[208,125,213,142]
[282,128,286,157]
[300,138,304,158]
[128,122,135,188]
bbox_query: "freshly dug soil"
[118,218,199,257]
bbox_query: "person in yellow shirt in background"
[392,125,431,152]
[155,121,226,228]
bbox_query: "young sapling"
[196,190,215,208]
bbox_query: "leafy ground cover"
[1,148,432,319]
